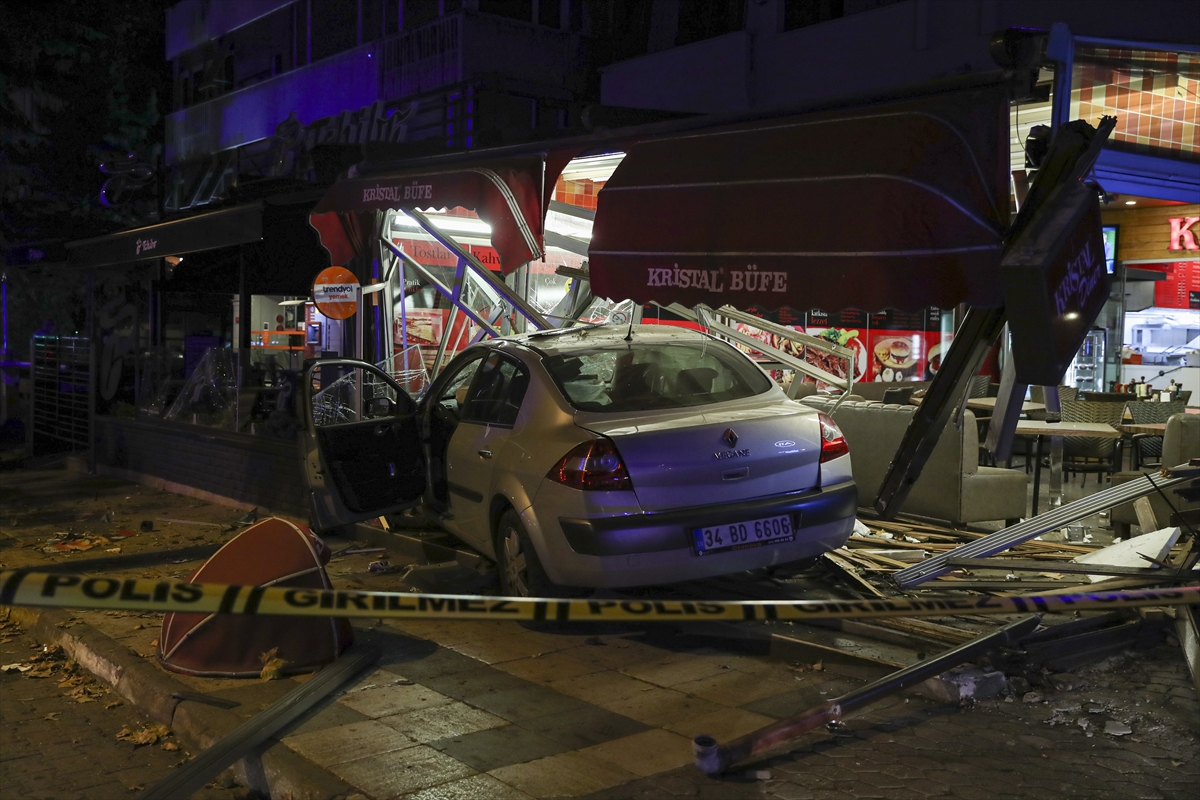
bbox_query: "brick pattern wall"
[94,417,308,517]
[553,176,606,211]
[1072,46,1199,158]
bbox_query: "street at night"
[2,1,1198,798]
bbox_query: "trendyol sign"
[312,266,359,320]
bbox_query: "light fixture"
[1125,200,1137,205]
[561,152,626,183]
[390,212,492,236]
[165,255,183,265]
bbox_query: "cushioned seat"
[1111,413,1200,537]
[799,397,1028,526]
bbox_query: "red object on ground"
[158,518,352,678]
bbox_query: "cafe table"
[1119,422,1168,436]
[1014,420,1122,515]
[964,397,1046,415]
[907,395,1048,416]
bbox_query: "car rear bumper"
[536,479,857,588]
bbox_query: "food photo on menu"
[800,309,869,390]
[866,310,926,382]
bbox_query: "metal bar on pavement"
[894,471,1195,587]
[692,615,1040,775]
[945,557,1198,579]
[141,645,379,800]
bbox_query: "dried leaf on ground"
[116,724,171,746]
[1,663,32,673]
[161,741,179,751]
[259,647,286,681]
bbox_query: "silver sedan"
[301,325,856,596]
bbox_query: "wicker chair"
[1059,398,1127,485]
[1127,400,1187,469]
[967,375,991,399]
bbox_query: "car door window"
[311,363,409,425]
[461,353,530,427]
[436,354,486,416]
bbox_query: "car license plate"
[692,514,796,555]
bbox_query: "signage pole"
[356,285,365,420]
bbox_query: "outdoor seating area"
[808,386,1200,530]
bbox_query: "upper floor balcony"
[166,10,579,165]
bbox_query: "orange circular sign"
[312,266,359,320]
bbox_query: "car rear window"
[542,339,773,412]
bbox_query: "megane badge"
[723,428,738,448]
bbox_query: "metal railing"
[29,335,90,452]
[379,14,462,100]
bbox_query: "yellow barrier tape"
[2,571,1198,622]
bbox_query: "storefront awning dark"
[67,203,264,268]
[587,82,1012,313]
[309,155,566,274]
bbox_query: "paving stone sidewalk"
[2,466,1198,799]
[0,615,242,800]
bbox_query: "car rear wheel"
[496,509,559,598]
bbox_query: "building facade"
[162,0,591,212]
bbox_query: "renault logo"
[722,428,738,448]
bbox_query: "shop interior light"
[1125,200,1137,205]
[545,209,593,241]
[390,212,492,236]
[561,152,625,183]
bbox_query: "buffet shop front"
[305,74,1012,406]
[307,67,1111,518]
[64,195,333,515]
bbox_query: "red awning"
[310,154,567,274]
[588,83,1011,312]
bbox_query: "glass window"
[543,340,772,413]
[310,364,406,426]
[462,353,529,426]
[310,0,359,61]
[404,0,440,28]
[676,0,745,45]
[1070,45,1199,164]
[435,352,486,414]
[480,0,533,23]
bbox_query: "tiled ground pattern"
[266,617,1199,800]
[3,468,1198,799]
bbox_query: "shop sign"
[312,266,359,320]
[1168,217,1199,251]
[1002,182,1110,386]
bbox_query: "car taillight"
[818,412,849,462]
[547,438,633,491]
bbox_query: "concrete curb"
[6,605,358,800]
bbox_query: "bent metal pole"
[692,615,1042,775]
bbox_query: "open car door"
[300,359,427,532]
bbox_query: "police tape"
[1,570,1198,622]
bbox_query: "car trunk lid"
[575,400,822,512]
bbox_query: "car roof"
[504,323,712,355]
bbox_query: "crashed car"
[301,325,856,596]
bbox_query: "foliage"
[0,0,171,248]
